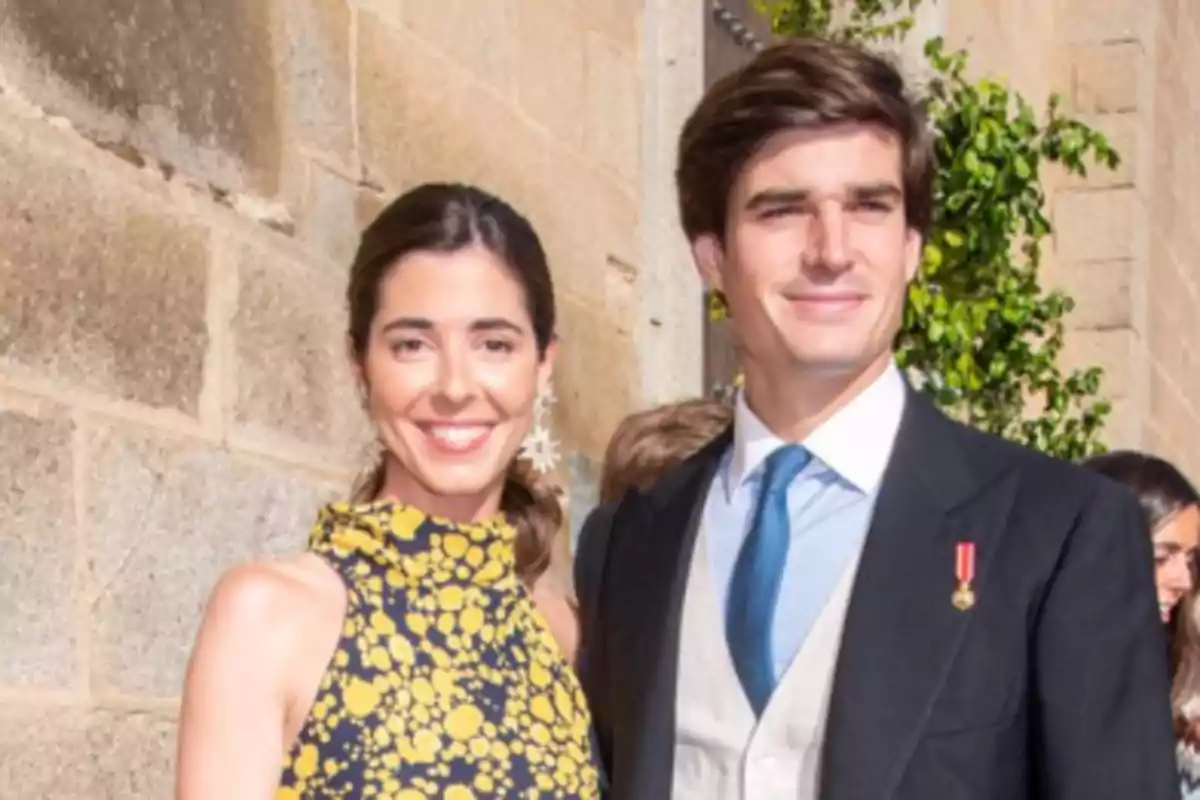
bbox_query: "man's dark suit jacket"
[574,387,1179,800]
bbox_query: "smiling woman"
[175,183,601,800]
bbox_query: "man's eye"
[483,339,516,354]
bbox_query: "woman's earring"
[519,380,561,475]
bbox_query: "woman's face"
[1153,504,1200,621]
[357,244,552,522]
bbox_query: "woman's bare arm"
[176,560,340,800]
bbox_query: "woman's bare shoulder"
[193,554,345,668]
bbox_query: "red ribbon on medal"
[952,541,976,611]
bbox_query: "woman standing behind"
[1083,450,1200,797]
[176,184,600,799]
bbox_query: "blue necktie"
[726,444,812,715]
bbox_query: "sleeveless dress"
[276,501,601,799]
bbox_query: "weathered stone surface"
[357,20,493,189]
[575,0,641,52]
[0,409,76,688]
[554,297,636,460]
[0,705,90,798]
[357,19,639,307]
[516,2,587,148]
[1048,259,1132,330]
[400,0,517,91]
[87,709,176,799]
[1149,365,1200,458]
[583,30,641,188]
[1054,187,1136,263]
[0,706,176,799]
[277,0,355,164]
[1055,0,1139,44]
[0,0,282,196]
[300,164,383,267]
[1072,42,1142,114]
[0,132,210,415]
[230,239,370,464]
[86,422,337,696]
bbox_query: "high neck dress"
[276,501,601,799]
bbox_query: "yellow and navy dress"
[277,501,601,799]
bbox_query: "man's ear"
[691,233,725,293]
[904,229,923,283]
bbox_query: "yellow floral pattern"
[277,501,601,799]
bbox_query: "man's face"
[694,123,921,380]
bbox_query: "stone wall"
[943,0,1200,475]
[0,1,674,795]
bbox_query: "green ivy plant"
[709,0,1117,460]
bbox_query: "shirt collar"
[726,361,907,497]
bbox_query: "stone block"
[0,706,175,799]
[1149,365,1200,453]
[399,0,517,91]
[86,709,176,799]
[276,0,355,165]
[515,1,587,148]
[1147,303,1198,387]
[0,409,76,688]
[300,164,383,268]
[575,0,641,52]
[357,20,485,189]
[0,705,90,798]
[1147,256,1194,331]
[230,239,370,465]
[583,30,641,187]
[0,132,210,415]
[0,0,281,196]
[1049,259,1132,330]
[1059,328,1134,398]
[554,297,636,460]
[604,256,640,337]
[357,20,615,299]
[1055,0,1140,44]
[1072,42,1141,113]
[86,422,338,696]
[1053,188,1136,263]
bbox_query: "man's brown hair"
[600,398,734,503]
[676,36,935,241]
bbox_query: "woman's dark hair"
[346,182,560,586]
[1083,450,1200,531]
[1085,449,1200,740]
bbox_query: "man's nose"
[806,203,852,272]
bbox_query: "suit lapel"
[605,429,731,799]
[821,391,1018,800]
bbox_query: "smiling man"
[575,37,1178,800]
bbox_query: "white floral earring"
[519,379,562,474]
